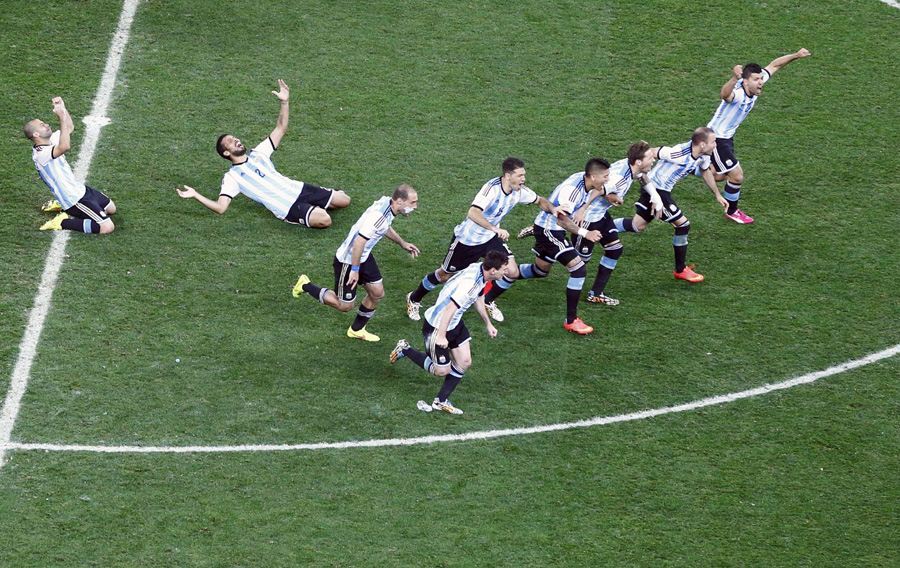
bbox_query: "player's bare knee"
[330,191,351,209]
[99,221,115,234]
[337,301,355,312]
[456,357,472,371]
[105,201,117,215]
[433,366,450,377]
[309,209,332,228]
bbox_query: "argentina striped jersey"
[335,196,395,264]
[31,130,86,209]
[424,262,486,331]
[453,177,538,245]
[533,171,588,230]
[706,69,771,139]
[582,158,634,222]
[649,142,711,193]
[220,138,304,220]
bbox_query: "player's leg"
[587,217,623,305]
[46,189,114,234]
[671,215,703,283]
[346,259,384,341]
[408,237,469,308]
[293,258,356,311]
[614,190,653,234]
[432,329,471,414]
[326,189,351,210]
[561,250,592,334]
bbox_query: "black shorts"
[635,190,683,224]
[332,255,382,303]
[422,319,471,369]
[285,183,335,226]
[710,137,739,174]
[440,234,512,274]
[65,186,111,225]
[571,214,618,260]
[532,225,578,265]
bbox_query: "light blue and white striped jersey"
[706,70,771,139]
[335,196,396,264]
[582,158,634,223]
[453,177,538,245]
[424,262,487,331]
[219,138,304,220]
[31,130,86,209]
[533,171,589,230]
[648,142,711,193]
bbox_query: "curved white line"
[3,343,898,454]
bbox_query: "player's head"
[216,134,246,161]
[741,62,766,96]
[23,119,51,143]
[691,127,717,155]
[584,157,611,189]
[392,183,419,216]
[482,249,510,280]
[501,157,526,191]
[627,141,654,173]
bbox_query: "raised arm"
[268,79,290,149]
[720,66,743,103]
[51,97,74,159]
[765,48,811,76]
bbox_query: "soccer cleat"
[406,292,421,321]
[39,212,69,231]
[347,326,380,342]
[416,400,433,412]
[41,199,62,212]
[485,301,504,322]
[432,398,463,415]
[725,209,754,224]
[292,274,310,298]
[517,225,535,239]
[390,339,409,363]
[563,317,594,335]
[673,265,704,283]
[586,292,620,306]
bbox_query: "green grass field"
[2,0,898,566]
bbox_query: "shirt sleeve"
[253,137,276,159]
[220,174,240,198]
[518,187,538,205]
[470,182,496,210]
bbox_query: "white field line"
[3,343,898,455]
[0,0,140,469]
[878,0,900,9]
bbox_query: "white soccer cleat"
[416,400,433,412]
[485,301,504,322]
[431,398,463,415]
[406,292,421,321]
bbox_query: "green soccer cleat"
[41,199,62,212]
[39,212,69,231]
[347,326,380,342]
[292,274,310,298]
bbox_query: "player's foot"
[517,225,535,239]
[563,317,594,335]
[725,209,754,224]
[390,339,409,363]
[41,199,62,212]
[432,398,463,415]
[586,292,620,306]
[406,292,421,321]
[673,265,704,283]
[347,326,380,342]
[416,400,433,413]
[485,301,504,322]
[39,212,69,231]
[292,274,310,298]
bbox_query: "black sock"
[437,374,462,401]
[565,287,581,323]
[350,304,375,332]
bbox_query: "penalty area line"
[3,343,899,456]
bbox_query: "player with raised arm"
[404,157,561,323]
[390,249,509,415]
[292,184,420,342]
[24,97,118,233]
[176,79,350,227]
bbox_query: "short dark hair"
[584,157,611,176]
[502,157,525,175]
[392,183,415,201]
[691,126,715,145]
[216,134,230,159]
[627,141,651,165]
[23,120,39,140]
[483,249,509,271]
[742,63,763,78]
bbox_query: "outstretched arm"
[175,185,232,214]
[385,226,420,258]
[765,48,811,76]
[51,97,74,159]
[268,79,290,149]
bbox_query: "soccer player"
[390,249,509,415]
[705,48,811,224]
[404,157,561,323]
[176,79,350,227]
[292,184,420,342]
[613,127,724,283]
[483,158,609,335]
[569,141,658,306]
[24,97,117,234]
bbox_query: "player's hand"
[486,324,498,338]
[346,270,359,289]
[585,229,602,243]
[732,65,743,79]
[403,242,420,259]
[435,334,448,348]
[494,228,509,241]
[51,97,67,116]
[650,196,664,219]
[607,193,623,207]
[573,209,586,226]
[797,48,811,58]
[716,194,728,208]
[272,79,289,102]
[175,185,198,199]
